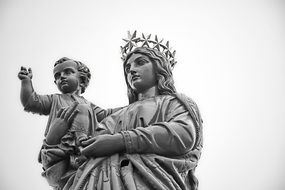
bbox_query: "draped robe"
[62,94,203,190]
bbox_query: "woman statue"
[44,31,203,190]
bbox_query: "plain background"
[1,0,285,189]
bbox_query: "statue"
[19,31,203,190]
[18,57,118,187]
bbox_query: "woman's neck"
[137,86,159,101]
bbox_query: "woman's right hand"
[45,102,79,145]
[80,134,126,157]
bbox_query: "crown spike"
[153,35,164,51]
[127,31,132,39]
[166,41,169,48]
[121,31,177,69]
[141,33,151,47]
[154,35,158,42]
[131,31,137,39]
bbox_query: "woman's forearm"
[121,120,196,156]
[81,134,126,157]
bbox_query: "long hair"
[123,47,176,104]
[54,57,91,93]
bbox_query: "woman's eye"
[137,59,147,65]
[125,66,130,73]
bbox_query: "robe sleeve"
[120,97,197,157]
[91,103,123,122]
[24,92,53,115]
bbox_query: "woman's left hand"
[80,134,125,157]
[45,103,79,145]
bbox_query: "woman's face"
[125,53,157,93]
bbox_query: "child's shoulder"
[53,93,93,105]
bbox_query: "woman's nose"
[129,64,138,74]
[130,70,136,75]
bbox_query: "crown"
[121,31,177,69]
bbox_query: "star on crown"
[121,31,177,69]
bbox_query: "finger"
[80,147,88,155]
[67,109,79,124]
[56,108,64,117]
[28,68,33,79]
[21,66,27,71]
[18,72,25,76]
[60,108,68,119]
[18,70,28,75]
[19,69,28,73]
[80,143,101,156]
[18,72,28,79]
[18,73,24,79]
[65,102,79,119]
[18,73,23,79]
[81,137,97,146]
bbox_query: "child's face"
[53,60,81,94]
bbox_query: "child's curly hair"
[54,57,91,93]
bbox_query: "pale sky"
[1,0,285,189]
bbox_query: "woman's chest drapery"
[101,96,170,133]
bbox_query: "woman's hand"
[57,102,79,124]
[45,103,79,145]
[80,134,125,157]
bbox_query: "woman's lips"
[132,75,140,81]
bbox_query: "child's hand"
[18,66,33,80]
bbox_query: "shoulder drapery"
[64,94,203,190]
[120,94,198,156]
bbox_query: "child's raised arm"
[18,66,34,107]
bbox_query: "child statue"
[18,57,116,188]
